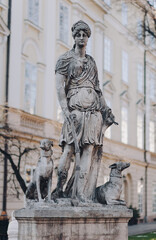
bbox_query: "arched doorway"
[123,173,132,207]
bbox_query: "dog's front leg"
[48,173,52,201]
[106,199,126,205]
[36,175,42,202]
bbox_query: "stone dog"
[26,139,53,202]
[95,161,130,205]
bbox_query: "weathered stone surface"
[54,20,116,202]
[15,204,132,240]
[95,161,130,205]
[25,139,53,202]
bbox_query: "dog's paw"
[38,198,44,203]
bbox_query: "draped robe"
[55,49,109,199]
[55,49,105,149]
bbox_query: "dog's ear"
[109,163,117,169]
[50,141,53,147]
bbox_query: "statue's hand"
[63,108,72,124]
[102,107,118,127]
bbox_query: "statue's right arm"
[56,73,70,122]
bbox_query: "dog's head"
[40,139,53,151]
[109,161,130,174]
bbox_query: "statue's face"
[74,30,88,48]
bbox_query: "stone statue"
[26,139,53,202]
[53,20,117,202]
[95,161,130,205]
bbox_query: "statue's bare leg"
[53,144,74,198]
[84,146,102,200]
[77,144,94,201]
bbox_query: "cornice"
[91,0,109,14]
[104,13,145,52]
[72,2,86,14]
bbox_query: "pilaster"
[0,36,7,104]
[43,0,57,120]
[8,0,23,108]
[94,21,105,88]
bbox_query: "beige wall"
[0,0,156,222]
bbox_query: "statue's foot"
[45,196,55,203]
[78,194,93,203]
[38,198,44,203]
[51,189,64,200]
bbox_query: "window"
[152,183,156,212]
[137,20,143,40]
[103,0,111,6]
[122,50,128,83]
[137,63,144,93]
[86,37,92,55]
[25,165,35,186]
[121,105,128,144]
[149,120,155,152]
[122,2,128,26]
[137,110,144,149]
[105,93,112,139]
[148,0,156,8]
[59,2,69,44]
[28,0,39,25]
[24,62,37,114]
[86,23,92,55]
[150,72,156,101]
[138,180,143,213]
[104,36,111,72]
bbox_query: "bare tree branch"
[0,147,27,193]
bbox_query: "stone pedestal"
[14,202,132,240]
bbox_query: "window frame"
[104,91,112,139]
[122,2,128,26]
[149,71,156,102]
[27,0,40,26]
[24,61,37,115]
[59,0,70,45]
[104,35,112,73]
[121,102,128,144]
[137,63,144,94]
[137,179,143,214]
[149,120,155,152]
[25,165,36,186]
[137,109,144,149]
[122,50,128,84]
[103,0,111,6]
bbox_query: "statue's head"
[71,20,91,39]
[40,139,53,151]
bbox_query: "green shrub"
[128,205,140,226]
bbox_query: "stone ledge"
[15,203,132,220]
[14,203,132,240]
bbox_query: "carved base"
[15,202,132,240]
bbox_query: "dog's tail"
[94,186,101,203]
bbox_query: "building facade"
[0,0,156,222]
